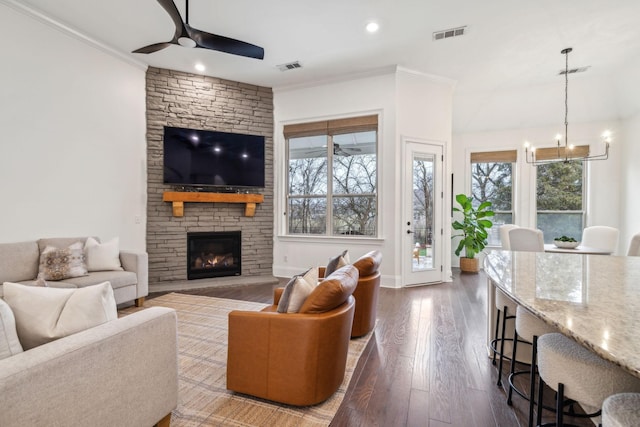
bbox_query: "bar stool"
[536,333,640,427]
[602,393,640,427]
[491,288,522,387]
[507,306,558,427]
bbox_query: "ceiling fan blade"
[156,0,189,40]
[187,26,264,60]
[133,0,187,53]
[132,42,174,54]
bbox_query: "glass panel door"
[404,141,443,285]
[412,153,435,272]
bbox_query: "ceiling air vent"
[433,26,466,41]
[277,61,302,72]
[559,66,590,75]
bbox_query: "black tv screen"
[163,126,265,189]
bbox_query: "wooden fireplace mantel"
[162,191,264,217]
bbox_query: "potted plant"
[452,194,495,273]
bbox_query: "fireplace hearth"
[187,231,241,279]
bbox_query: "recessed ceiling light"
[195,63,205,72]
[366,22,379,33]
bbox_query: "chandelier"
[524,47,611,165]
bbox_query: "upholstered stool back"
[603,393,640,427]
[537,333,640,426]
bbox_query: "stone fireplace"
[187,231,241,279]
[145,67,274,286]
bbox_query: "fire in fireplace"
[187,231,241,279]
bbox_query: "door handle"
[407,230,414,234]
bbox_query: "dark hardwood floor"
[150,271,593,427]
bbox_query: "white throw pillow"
[0,298,23,360]
[84,237,123,271]
[276,267,319,313]
[3,281,118,350]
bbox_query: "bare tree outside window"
[413,157,434,246]
[471,161,513,246]
[288,156,327,234]
[332,153,376,235]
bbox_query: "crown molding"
[1,0,147,71]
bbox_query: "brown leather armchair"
[320,250,382,338]
[226,265,358,406]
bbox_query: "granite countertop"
[484,249,640,378]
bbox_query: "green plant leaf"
[455,193,468,206]
[451,193,495,260]
[478,201,492,211]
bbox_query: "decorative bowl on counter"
[553,239,580,249]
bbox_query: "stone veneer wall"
[145,67,274,284]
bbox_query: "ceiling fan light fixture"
[178,37,196,48]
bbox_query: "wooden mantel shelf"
[162,191,264,217]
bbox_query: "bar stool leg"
[537,375,544,427]
[492,308,502,366]
[556,383,565,427]
[497,305,510,387]
[507,326,519,404]
[528,335,538,427]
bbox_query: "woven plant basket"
[459,257,479,273]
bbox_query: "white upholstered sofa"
[0,237,148,306]
[0,305,179,427]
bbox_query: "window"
[284,115,378,236]
[536,161,584,243]
[470,150,516,246]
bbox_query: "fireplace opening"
[187,231,241,279]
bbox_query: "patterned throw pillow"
[324,249,350,277]
[277,267,319,313]
[38,241,88,281]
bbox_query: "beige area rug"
[120,292,373,426]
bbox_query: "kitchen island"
[484,249,640,378]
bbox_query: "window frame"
[469,149,517,248]
[534,160,587,243]
[284,115,379,238]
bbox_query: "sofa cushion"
[299,265,358,314]
[84,237,123,272]
[3,281,117,350]
[0,298,23,360]
[38,242,88,281]
[61,270,137,290]
[277,267,318,313]
[0,241,40,283]
[325,249,350,277]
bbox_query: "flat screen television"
[163,126,265,189]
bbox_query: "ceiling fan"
[302,143,362,157]
[132,0,264,60]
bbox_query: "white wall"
[621,112,640,251]
[452,119,624,258]
[0,4,147,251]
[272,71,396,284]
[396,69,455,280]
[272,68,454,286]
